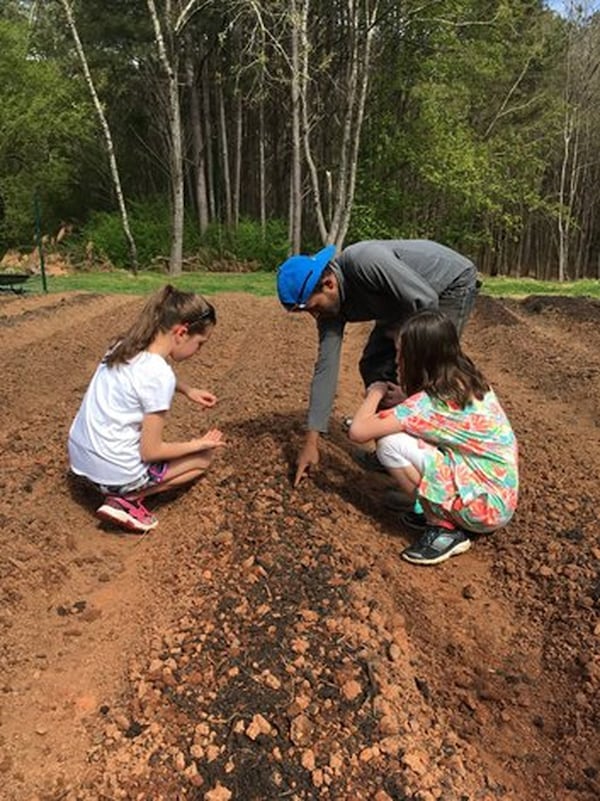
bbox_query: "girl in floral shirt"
[349,310,518,565]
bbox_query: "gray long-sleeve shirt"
[307,239,475,432]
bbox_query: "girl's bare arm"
[140,412,224,462]
[348,383,404,443]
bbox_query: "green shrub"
[201,218,289,271]
[71,202,289,271]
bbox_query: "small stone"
[388,643,402,662]
[245,714,272,740]
[214,531,234,546]
[301,749,316,771]
[341,680,362,701]
[359,746,376,762]
[206,745,220,762]
[403,749,428,775]
[311,768,324,788]
[204,784,232,801]
[329,753,343,772]
[290,714,313,747]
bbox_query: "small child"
[68,285,224,533]
[349,310,518,565]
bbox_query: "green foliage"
[357,0,563,256]
[74,201,289,271]
[201,218,290,271]
[0,15,94,248]
[77,199,173,269]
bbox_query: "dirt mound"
[0,292,598,801]
[471,294,521,327]
[520,294,600,323]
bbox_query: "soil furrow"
[0,292,597,801]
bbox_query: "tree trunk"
[202,59,216,222]
[146,0,184,275]
[186,42,209,233]
[289,0,303,251]
[233,92,243,227]
[300,0,379,249]
[259,93,266,233]
[58,0,138,273]
[336,0,379,247]
[217,74,233,227]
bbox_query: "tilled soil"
[0,290,598,801]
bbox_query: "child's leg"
[375,432,425,498]
[134,450,217,499]
[97,451,217,533]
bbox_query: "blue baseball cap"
[276,244,337,308]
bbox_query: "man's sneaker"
[401,527,471,566]
[96,496,158,533]
[352,448,388,473]
[384,488,415,513]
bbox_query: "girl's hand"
[187,387,218,408]
[194,428,226,451]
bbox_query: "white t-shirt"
[68,351,176,486]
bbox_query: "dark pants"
[358,267,480,387]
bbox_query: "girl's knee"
[376,432,417,469]
[376,435,398,466]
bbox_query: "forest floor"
[0,289,599,801]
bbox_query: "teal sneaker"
[401,527,471,565]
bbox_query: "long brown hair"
[104,285,216,367]
[397,310,489,408]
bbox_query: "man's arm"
[294,318,345,486]
[307,318,345,432]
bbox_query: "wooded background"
[1,0,599,278]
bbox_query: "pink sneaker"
[96,496,158,533]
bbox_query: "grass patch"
[16,270,277,297]
[6,270,599,300]
[484,276,600,298]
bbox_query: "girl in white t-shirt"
[69,285,224,533]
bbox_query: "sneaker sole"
[401,537,472,565]
[96,505,158,533]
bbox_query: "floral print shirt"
[392,389,519,532]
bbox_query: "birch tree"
[57,0,138,272]
[556,3,600,281]
[299,0,379,249]
[288,0,303,251]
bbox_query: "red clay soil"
[0,290,598,801]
